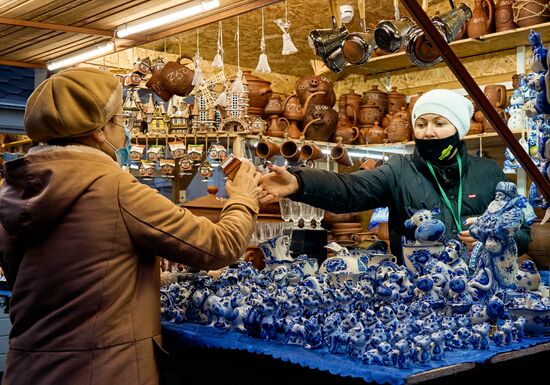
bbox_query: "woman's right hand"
[226,159,262,198]
[259,165,299,205]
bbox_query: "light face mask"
[105,114,133,167]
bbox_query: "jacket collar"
[27,144,113,161]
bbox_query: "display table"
[160,322,550,385]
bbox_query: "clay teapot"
[495,0,516,31]
[232,70,272,117]
[388,86,407,114]
[364,121,387,144]
[282,91,325,122]
[362,85,388,115]
[295,75,336,107]
[303,105,338,142]
[467,0,494,39]
[265,95,285,116]
[359,100,383,126]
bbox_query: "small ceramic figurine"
[259,235,293,271]
[515,260,541,292]
[363,341,392,366]
[390,339,414,369]
[412,335,432,364]
[447,275,474,315]
[404,204,446,244]
[349,324,369,358]
[430,331,446,360]
[414,275,444,309]
[528,30,548,73]
[471,322,491,350]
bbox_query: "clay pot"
[528,219,550,270]
[303,105,338,142]
[364,121,387,144]
[484,84,507,108]
[388,86,407,114]
[495,0,517,31]
[295,75,336,107]
[362,85,388,115]
[387,111,410,142]
[234,70,272,117]
[467,0,494,38]
[265,95,285,116]
[145,70,174,102]
[359,101,383,126]
[341,89,362,119]
[381,112,394,129]
[513,0,550,27]
[158,56,195,97]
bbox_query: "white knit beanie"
[411,89,474,139]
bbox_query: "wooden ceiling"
[0,0,450,75]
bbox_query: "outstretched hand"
[226,159,262,198]
[458,217,478,252]
[258,165,299,205]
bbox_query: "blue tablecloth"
[162,322,550,385]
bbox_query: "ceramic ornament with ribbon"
[256,7,272,74]
[192,28,205,86]
[274,1,298,55]
[231,16,245,94]
[212,21,225,69]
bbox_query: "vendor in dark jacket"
[260,89,531,262]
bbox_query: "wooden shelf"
[339,21,550,77]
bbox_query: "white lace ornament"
[192,28,205,86]
[256,8,271,74]
[231,16,245,94]
[274,2,298,56]
[212,21,224,69]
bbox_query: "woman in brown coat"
[0,67,261,385]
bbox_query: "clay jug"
[361,85,388,115]
[158,56,195,97]
[388,86,407,114]
[381,112,394,128]
[495,0,516,31]
[467,0,494,38]
[364,121,387,144]
[266,116,288,138]
[359,101,383,126]
[513,0,550,27]
[341,89,362,119]
[484,84,507,108]
[282,92,324,121]
[337,125,361,145]
[280,116,302,139]
[387,111,410,142]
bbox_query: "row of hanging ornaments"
[119,1,298,137]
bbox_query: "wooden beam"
[144,0,285,42]
[0,16,113,37]
[0,60,46,69]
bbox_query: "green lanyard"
[426,153,463,233]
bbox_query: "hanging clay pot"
[467,0,494,38]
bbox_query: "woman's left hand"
[458,217,477,251]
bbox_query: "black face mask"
[415,132,461,165]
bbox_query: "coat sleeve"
[288,156,401,213]
[117,173,258,270]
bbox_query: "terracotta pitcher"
[467,0,494,39]
[495,0,516,31]
[266,116,289,138]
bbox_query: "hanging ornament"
[274,1,298,56]
[215,79,229,106]
[212,21,225,69]
[192,28,205,86]
[231,16,245,93]
[256,8,272,74]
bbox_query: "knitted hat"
[25,67,123,142]
[412,89,474,139]
[495,181,518,198]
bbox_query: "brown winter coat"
[0,145,258,385]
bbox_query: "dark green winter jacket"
[288,142,531,262]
